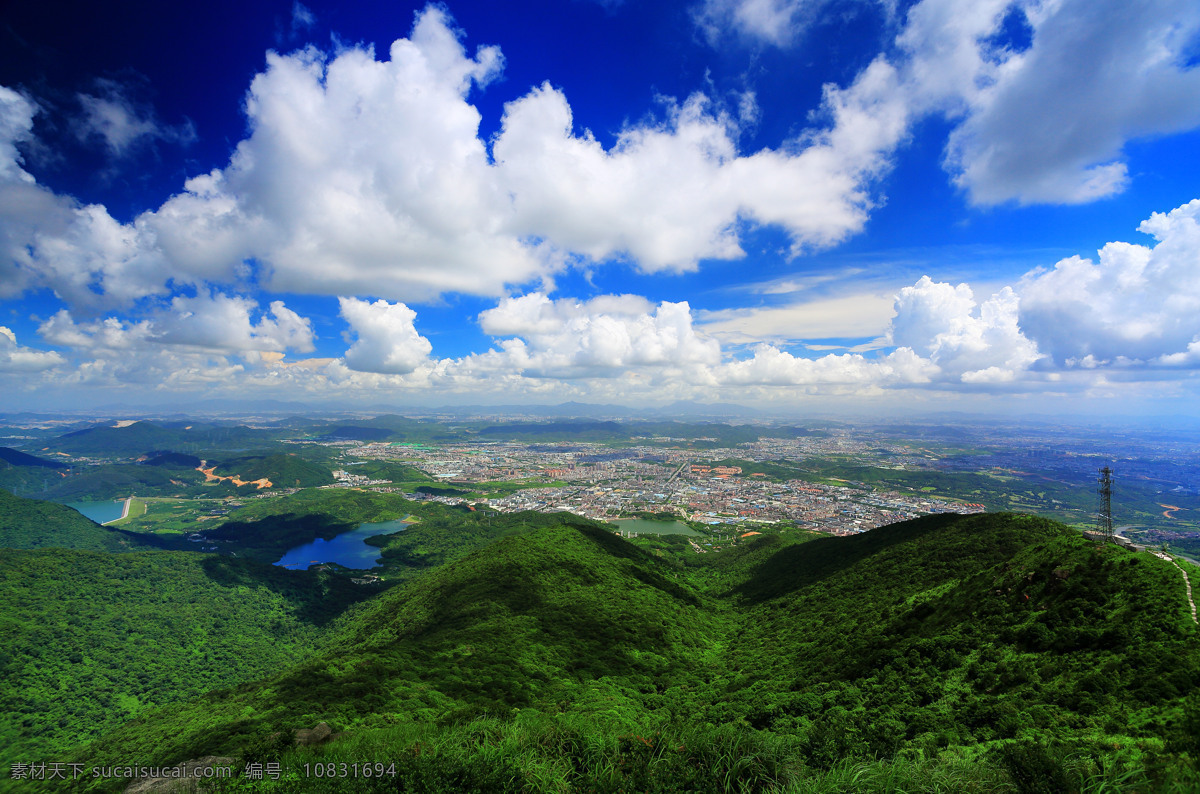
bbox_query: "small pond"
[66,500,127,525]
[274,517,413,570]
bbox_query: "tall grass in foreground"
[195,712,1199,794]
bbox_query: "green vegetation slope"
[56,512,1200,792]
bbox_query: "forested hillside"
[42,512,1199,793]
[0,489,154,552]
[0,550,371,772]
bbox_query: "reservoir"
[612,518,699,536]
[274,517,412,570]
[66,500,127,525]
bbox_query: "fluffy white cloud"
[0,326,64,372]
[0,85,172,308]
[720,344,936,387]
[38,294,314,354]
[694,0,808,46]
[0,4,939,310]
[705,0,1200,206]
[0,87,35,184]
[890,276,1042,383]
[339,297,433,375]
[891,0,1200,205]
[942,0,1200,205]
[140,7,546,302]
[155,294,315,352]
[1018,199,1200,365]
[476,293,720,378]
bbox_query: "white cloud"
[143,8,536,303]
[0,326,64,372]
[693,0,896,47]
[703,0,1200,206]
[694,0,812,47]
[494,55,911,270]
[0,4,938,310]
[38,294,314,354]
[890,275,1042,382]
[1018,199,1200,365]
[942,0,1200,205]
[0,86,36,184]
[339,297,433,375]
[475,292,720,378]
[719,344,936,387]
[699,292,896,344]
[1,85,172,308]
[154,294,316,352]
[75,79,196,157]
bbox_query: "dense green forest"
[0,549,373,773]
[209,454,335,489]
[11,509,1194,792]
[0,489,156,552]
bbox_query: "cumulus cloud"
[694,0,814,47]
[890,276,1042,383]
[702,0,1200,206]
[941,0,1200,204]
[0,85,172,308]
[1018,199,1200,366]
[38,294,314,354]
[475,292,721,378]
[0,326,65,372]
[142,7,540,303]
[0,4,937,310]
[339,297,433,375]
[719,344,936,388]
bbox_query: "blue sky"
[1,0,1199,415]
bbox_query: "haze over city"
[2,0,1199,416]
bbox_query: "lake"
[66,500,127,525]
[612,518,700,536]
[274,517,413,570]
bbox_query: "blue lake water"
[66,500,126,525]
[274,518,413,570]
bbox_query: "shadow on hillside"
[733,513,965,603]
[200,554,373,627]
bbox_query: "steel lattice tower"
[1096,466,1114,542]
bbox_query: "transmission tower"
[1096,466,1114,543]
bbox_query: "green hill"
[57,512,1200,792]
[0,447,67,468]
[43,421,282,458]
[0,489,156,552]
[0,549,372,772]
[210,453,334,489]
[26,463,211,501]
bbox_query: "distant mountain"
[315,425,396,441]
[210,453,334,489]
[44,420,283,457]
[139,451,204,468]
[0,446,68,468]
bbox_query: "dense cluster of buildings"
[335,436,982,534]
